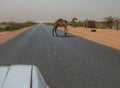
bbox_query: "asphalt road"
[0,24,120,88]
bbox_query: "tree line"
[0,21,36,32]
[72,16,120,29]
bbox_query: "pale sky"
[0,0,120,23]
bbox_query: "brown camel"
[52,18,77,36]
[52,18,68,37]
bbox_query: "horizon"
[0,0,120,23]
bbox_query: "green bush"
[0,27,3,31]
[96,22,107,29]
[72,21,84,27]
[103,16,114,29]
[0,21,36,31]
[23,21,36,27]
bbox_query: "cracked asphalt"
[0,24,120,88]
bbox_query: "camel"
[52,18,68,37]
[52,18,77,37]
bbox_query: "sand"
[59,26,120,50]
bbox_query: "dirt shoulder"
[0,25,35,45]
[59,26,120,50]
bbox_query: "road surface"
[0,24,120,88]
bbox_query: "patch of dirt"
[0,26,34,44]
[59,26,120,50]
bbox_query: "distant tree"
[1,21,36,31]
[72,21,84,27]
[103,16,114,29]
[0,27,1,29]
[96,22,106,29]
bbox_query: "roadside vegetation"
[71,21,84,27]
[96,16,115,29]
[0,21,36,32]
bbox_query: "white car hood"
[0,65,47,88]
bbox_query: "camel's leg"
[64,28,68,37]
[52,28,56,36]
[52,28,54,36]
[55,29,58,36]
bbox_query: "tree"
[72,21,84,27]
[103,16,114,29]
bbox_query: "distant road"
[0,24,120,88]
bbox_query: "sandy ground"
[59,26,120,50]
[0,26,34,45]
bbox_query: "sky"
[0,0,120,23]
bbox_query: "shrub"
[72,21,84,27]
[96,22,107,29]
[0,21,36,31]
[103,16,114,29]
[23,21,36,27]
[0,27,2,31]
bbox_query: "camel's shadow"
[55,34,77,38]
